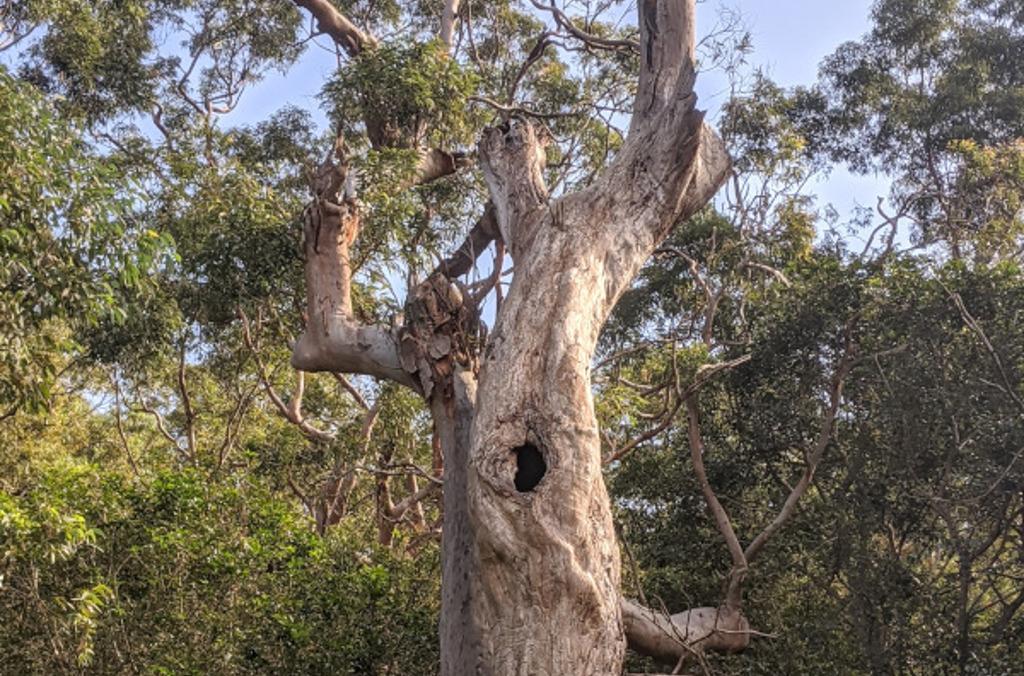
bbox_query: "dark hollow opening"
[513,443,547,493]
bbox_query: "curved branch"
[529,0,639,52]
[435,204,500,278]
[686,396,747,606]
[293,0,376,55]
[409,147,473,188]
[291,144,418,388]
[743,351,853,563]
[240,312,337,442]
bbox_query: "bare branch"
[743,351,854,563]
[111,376,141,478]
[685,395,747,605]
[945,288,1024,415]
[177,342,198,464]
[133,401,188,460]
[470,95,578,120]
[240,310,335,442]
[317,399,381,533]
[622,598,751,665]
[742,261,791,287]
[290,143,418,388]
[603,355,751,465]
[330,372,371,411]
[389,477,441,521]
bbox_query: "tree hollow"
[512,443,546,492]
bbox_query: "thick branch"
[440,0,461,50]
[622,598,751,664]
[293,0,376,55]
[435,204,500,278]
[632,0,696,133]
[291,148,416,388]
[411,148,472,188]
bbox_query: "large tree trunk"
[290,0,736,671]
[464,185,631,670]
[439,0,730,662]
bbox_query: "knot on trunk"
[399,273,484,401]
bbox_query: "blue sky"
[2,1,890,218]
[694,0,889,222]
[236,1,880,126]
[700,0,875,89]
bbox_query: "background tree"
[2,0,1023,674]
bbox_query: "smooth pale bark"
[452,0,731,660]
[439,0,461,50]
[459,115,728,671]
[290,193,416,388]
[621,599,750,661]
[292,0,376,55]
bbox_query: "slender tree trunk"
[432,371,482,674]
[956,548,972,673]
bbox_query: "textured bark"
[290,0,739,671]
[433,372,482,675]
[289,140,417,387]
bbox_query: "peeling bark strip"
[400,273,483,401]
